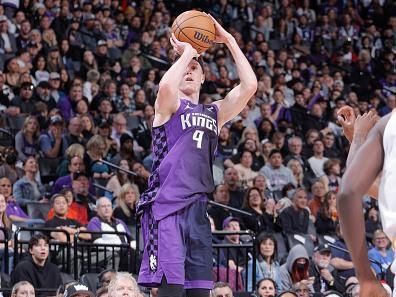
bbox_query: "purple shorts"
[138,197,213,289]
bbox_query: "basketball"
[171,10,216,54]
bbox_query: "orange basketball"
[171,10,216,54]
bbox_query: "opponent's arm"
[337,116,390,297]
[209,15,257,128]
[154,34,198,119]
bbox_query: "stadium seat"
[26,202,51,220]
[38,157,62,184]
[273,232,288,264]
[286,233,315,256]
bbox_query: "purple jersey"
[137,99,218,220]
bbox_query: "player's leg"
[184,197,213,295]
[158,277,185,297]
[186,288,210,297]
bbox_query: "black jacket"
[11,256,62,296]
[308,262,345,294]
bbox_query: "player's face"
[179,59,204,95]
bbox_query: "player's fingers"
[337,115,346,126]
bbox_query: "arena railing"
[0,226,10,274]
[13,227,72,274]
[212,230,256,293]
[73,230,136,280]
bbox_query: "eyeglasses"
[22,86,34,91]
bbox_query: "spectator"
[307,139,329,178]
[107,272,140,297]
[208,184,233,231]
[10,82,36,114]
[11,234,62,295]
[62,116,85,148]
[44,193,90,242]
[260,149,296,200]
[211,282,233,297]
[254,278,277,297]
[278,188,312,237]
[330,224,355,279]
[241,187,268,234]
[321,159,342,193]
[278,245,312,293]
[52,155,83,194]
[308,244,344,294]
[220,217,246,272]
[11,281,35,297]
[367,229,394,279]
[62,282,95,297]
[98,269,116,289]
[233,150,258,188]
[315,191,338,236]
[14,115,40,162]
[39,115,67,159]
[223,167,245,209]
[106,159,135,198]
[308,180,327,218]
[246,233,280,291]
[113,183,138,231]
[13,156,46,207]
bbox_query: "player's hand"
[170,33,197,57]
[337,106,355,143]
[207,14,232,44]
[354,111,378,140]
[360,280,390,297]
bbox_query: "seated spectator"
[14,115,40,162]
[254,278,277,297]
[260,149,296,200]
[107,272,140,297]
[98,268,117,289]
[278,189,312,237]
[223,167,246,209]
[307,139,328,178]
[0,193,13,272]
[10,82,37,114]
[308,180,326,218]
[55,143,85,178]
[330,224,355,279]
[13,156,46,207]
[365,206,381,237]
[84,135,112,183]
[286,159,304,188]
[11,234,62,295]
[110,133,137,166]
[106,159,135,198]
[368,229,394,279]
[246,234,280,291]
[241,187,268,234]
[233,150,258,188]
[62,282,95,297]
[0,146,21,184]
[11,281,35,297]
[44,193,91,242]
[39,115,67,159]
[211,282,234,297]
[315,191,338,236]
[308,244,344,294]
[52,155,83,194]
[278,245,313,293]
[321,159,342,193]
[113,183,138,232]
[47,187,90,226]
[62,116,85,148]
[35,80,56,111]
[220,217,246,272]
[208,184,233,230]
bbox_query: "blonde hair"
[22,115,40,139]
[11,281,34,297]
[116,183,139,217]
[86,135,107,157]
[65,143,85,160]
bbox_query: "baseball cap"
[37,81,51,89]
[314,243,331,253]
[98,119,111,129]
[222,217,240,229]
[49,72,60,80]
[50,115,64,125]
[97,40,107,47]
[64,283,94,297]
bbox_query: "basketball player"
[137,14,257,297]
[337,106,394,297]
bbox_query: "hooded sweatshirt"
[278,244,312,293]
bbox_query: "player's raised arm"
[209,15,258,128]
[337,116,389,297]
[154,34,198,122]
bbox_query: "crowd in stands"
[0,0,394,296]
